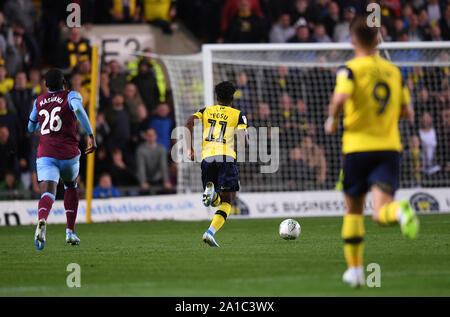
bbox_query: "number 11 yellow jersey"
[334,54,411,154]
[193,105,247,160]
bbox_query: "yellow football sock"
[210,202,231,233]
[378,202,400,225]
[211,192,221,207]
[342,214,365,268]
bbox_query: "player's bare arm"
[85,134,97,154]
[185,114,197,161]
[324,92,348,134]
[401,102,415,125]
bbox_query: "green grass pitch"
[0,214,449,296]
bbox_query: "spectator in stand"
[418,9,432,41]
[108,60,128,93]
[415,87,435,119]
[380,25,392,42]
[333,6,355,43]
[105,93,132,156]
[150,103,173,152]
[290,0,320,29]
[5,20,40,73]
[265,65,297,106]
[3,0,36,33]
[288,23,312,43]
[123,82,143,123]
[313,0,330,20]
[313,23,331,42]
[132,59,160,114]
[393,17,405,40]
[70,73,89,108]
[402,135,423,187]
[233,71,253,116]
[76,59,92,93]
[440,108,450,173]
[439,5,450,41]
[9,71,33,130]
[0,125,19,180]
[99,71,113,111]
[275,93,300,145]
[58,27,91,70]
[402,3,414,27]
[136,128,171,191]
[223,0,265,43]
[321,1,340,39]
[407,14,425,41]
[252,102,273,129]
[93,172,120,198]
[4,22,32,76]
[427,0,442,24]
[419,112,441,177]
[109,148,138,186]
[39,75,48,95]
[94,146,110,184]
[0,65,14,95]
[109,0,142,23]
[430,25,443,41]
[95,111,111,149]
[126,47,166,103]
[0,13,6,56]
[0,94,21,153]
[269,13,295,43]
[220,0,263,38]
[131,103,150,149]
[142,0,177,34]
[0,170,27,200]
[286,136,327,188]
[28,69,41,97]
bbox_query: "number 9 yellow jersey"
[193,105,247,160]
[334,54,411,154]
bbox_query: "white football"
[279,219,301,240]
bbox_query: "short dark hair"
[350,15,379,49]
[44,68,66,91]
[215,81,236,104]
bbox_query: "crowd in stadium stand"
[0,0,449,199]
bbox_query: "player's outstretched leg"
[34,192,55,250]
[373,186,420,240]
[64,183,80,245]
[203,193,232,247]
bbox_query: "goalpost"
[154,42,450,194]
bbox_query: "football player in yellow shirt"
[186,81,248,247]
[325,16,419,287]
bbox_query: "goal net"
[154,42,450,193]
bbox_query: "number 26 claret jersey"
[194,105,247,160]
[334,54,411,154]
[34,90,79,160]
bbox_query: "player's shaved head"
[350,15,379,49]
[215,81,236,105]
[45,68,66,91]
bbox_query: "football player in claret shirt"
[185,81,248,247]
[28,69,97,250]
[324,16,419,287]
